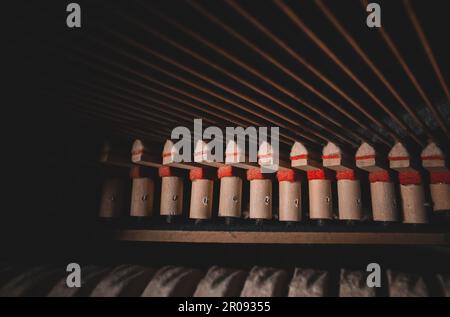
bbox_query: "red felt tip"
[355,155,376,160]
[369,171,391,183]
[130,166,142,178]
[218,165,240,179]
[290,154,308,160]
[158,166,182,178]
[190,168,215,181]
[130,166,153,178]
[307,169,328,180]
[388,156,409,161]
[159,166,172,178]
[322,154,340,159]
[131,149,145,156]
[336,170,357,180]
[421,155,445,161]
[430,172,450,184]
[277,169,301,182]
[247,168,272,181]
[399,171,422,185]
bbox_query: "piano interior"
[4,0,450,297]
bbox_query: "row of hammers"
[98,138,449,225]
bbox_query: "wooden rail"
[101,230,450,245]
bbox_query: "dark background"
[4,0,450,277]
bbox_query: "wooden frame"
[101,230,449,245]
